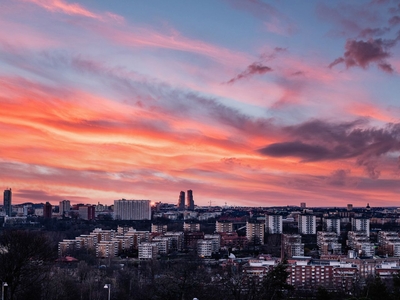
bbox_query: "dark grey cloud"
[259,141,329,160]
[15,189,65,202]
[227,63,273,84]
[358,27,390,38]
[258,119,400,178]
[325,169,353,186]
[329,38,397,73]
[389,16,400,26]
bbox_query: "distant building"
[3,188,12,217]
[246,221,265,245]
[59,200,71,217]
[317,231,341,255]
[347,231,374,257]
[184,232,204,249]
[197,239,214,257]
[183,222,200,232]
[219,232,248,250]
[96,241,119,258]
[347,204,353,211]
[282,234,304,258]
[378,231,400,257]
[151,224,167,234]
[114,199,151,220]
[78,205,95,220]
[300,202,306,209]
[324,217,341,235]
[215,221,233,233]
[352,217,370,237]
[186,190,194,210]
[265,214,282,234]
[298,214,316,235]
[138,242,158,260]
[43,202,52,219]
[178,191,185,211]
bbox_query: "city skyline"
[1,1,400,207]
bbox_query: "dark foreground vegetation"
[1,229,400,300]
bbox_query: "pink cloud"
[21,0,124,22]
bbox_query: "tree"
[260,259,293,300]
[363,275,390,300]
[0,230,55,300]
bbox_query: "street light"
[1,282,8,300]
[104,283,111,300]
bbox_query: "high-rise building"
[324,217,341,235]
[300,202,306,209]
[265,214,282,234]
[298,214,316,235]
[186,190,194,210]
[178,191,185,211]
[59,200,71,217]
[3,188,12,217]
[246,221,265,245]
[114,199,151,220]
[43,202,53,219]
[352,217,370,237]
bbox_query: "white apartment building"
[347,231,374,257]
[317,231,341,255]
[265,214,282,234]
[138,242,158,260]
[378,231,400,257]
[298,214,316,235]
[197,239,213,257]
[352,218,370,237]
[204,234,220,253]
[114,199,151,220]
[324,217,341,235]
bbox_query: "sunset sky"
[1,0,400,207]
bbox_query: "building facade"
[215,221,233,233]
[298,214,316,235]
[3,188,12,217]
[352,218,370,237]
[59,200,71,217]
[186,190,194,210]
[114,199,151,220]
[324,217,341,235]
[178,191,185,211]
[246,222,265,245]
[265,214,282,234]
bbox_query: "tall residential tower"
[186,190,194,210]
[3,188,12,217]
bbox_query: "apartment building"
[298,214,316,235]
[246,221,265,244]
[265,214,282,234]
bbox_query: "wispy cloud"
[227,63,273,84]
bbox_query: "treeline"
[2,230,400,300]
